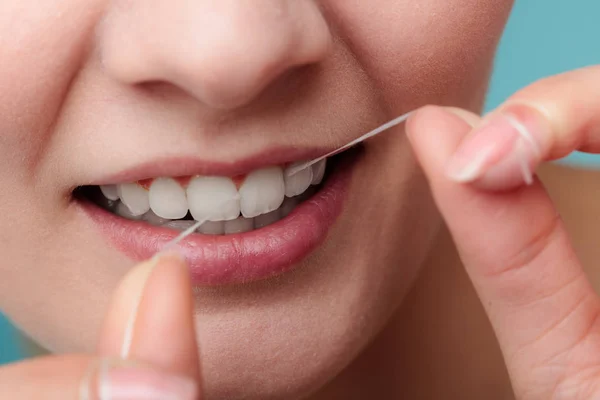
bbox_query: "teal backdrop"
[486,0,600,166]
[1,0,600,364]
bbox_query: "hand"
[0,253,201,400]
[406,65,600,399]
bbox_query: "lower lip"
[80,157,355,285]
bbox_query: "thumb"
[97,253,202,382]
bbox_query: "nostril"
[98,0,333,111]
[196,63,315,110]
[131,63,315,112]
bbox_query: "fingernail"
[445,106,545,183]
[83,359,198,400]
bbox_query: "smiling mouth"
[75,147,360,285]
[78,157,327,234]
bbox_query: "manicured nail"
[445,107,545,183]
[82,359,198,400]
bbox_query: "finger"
[442,65,600,190]
[98,253,201,381]
[0,355,196,399]
[407,106,600,397]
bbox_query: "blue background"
[1,0,600,364]
[486,0,600,166]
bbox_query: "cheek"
[325,0,514,110]
[0,0,104,330]
[0,1,103,178]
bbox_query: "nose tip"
[99,1,332,109]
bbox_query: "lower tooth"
[254,209,281,229]
[280,197,299,217]
[197,220,225,235]
[224,217,254,234]
[104,199,119,212]
[142,210,170,226]
[161,220,196,231]
[115,202,143,220]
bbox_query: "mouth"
[75,147,360,285]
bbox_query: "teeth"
[100,185,120,201]
[311,159,326,185]
[118,183,150,216]
[280,196,299,217]
[224,217,254,234]
[254,209,281,229]
[187,176,240,221]
[115,201,143,220]
[149,178,188,219]
[284,162,313,198]
[161,220,196,231]
[197,220,225,235]
[142,210,170,226]
[105,157,327,230]
[239,167,285,218]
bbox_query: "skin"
[17,0,600,399]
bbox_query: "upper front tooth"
[115,201,144,220]
[311,159,326,185]
[142,210,170,226]
[284,162,313,198]
[239,167,285,218]
[187,176,240,221]
[149,178,188,219]
[118,183,150,216]
[100,185,119,201]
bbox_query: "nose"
[98,0,332,109]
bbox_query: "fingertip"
[98,251,191,359]
[406,105,476,178]
[443,107,481,128]
[151,250,190,278]
[152,249,188,267]
[125,249,201,379]
[444,105,546,191]
[405,105,444,141]
[406,105,477,141]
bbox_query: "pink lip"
[79,155,355,285]
[92,147,333,185]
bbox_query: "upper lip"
[91,146,335,185]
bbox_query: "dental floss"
[286,110,415,176]
[159,218,209,254]
[516,139,534,185]
[289,109,535,185]
[156,198,239,255]
[505,114,538,186]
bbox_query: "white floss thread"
[504,114,538,185]
[288,108,538,186]
[286,110,415,176]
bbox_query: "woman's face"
[0,1,512,398]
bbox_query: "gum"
[137,174,247,190]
